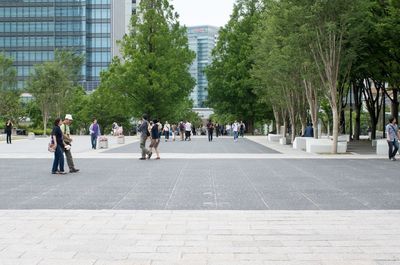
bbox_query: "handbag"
[48,137,56,152]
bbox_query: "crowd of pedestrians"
[135,114,247,160]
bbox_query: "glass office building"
[0,0,134,91]
[188,26,219,108]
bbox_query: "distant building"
[188,26,219,108]
[0,0,137,91]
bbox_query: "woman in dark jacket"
[5,120,12,144]
[51,118,66,174]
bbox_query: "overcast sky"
[170,0,236,27]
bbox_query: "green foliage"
[27,50,84,134]
[206,0,269,131]
[0,53,16,90]
[100,0,195,123]
[0,53,20,122]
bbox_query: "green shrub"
[30,128,52,135]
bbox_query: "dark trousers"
[388,140,399,159]
[208,130,213,141]
[164,131,169,140]
[185,131,191,141]
[91,134,97,149]
[6,132,11,144]
[52,145,64,173]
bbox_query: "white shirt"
[232,123,239,132]
[185,122,192,131]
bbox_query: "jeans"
[6,132,11,144]
[52,145,64,173]
[233,131,239,140]
[387,140,399,159]
[91,134,98,149]
[164,131,169,140]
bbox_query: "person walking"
[207,120,214,142]
[51,118,66,175]
[179,121,185,141]
[61,114,79,173]
[149,119,161,159]
[185,121,192,141]
[386,116,400,161]
[163,121,170,142]
[232,121,239,142]
[226,124,231,136]
[138,114,152,160]
[215,123,220,138]
[5,119,12,144]
[171,124,177,141]
[239,121,245,137]
[89,118,101,149]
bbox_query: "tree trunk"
[303,78,319,139]
[288,107,296,143]
[273,106,281,135]
[391,88,399,122]
[340,109,346,134]
[332,105,339,154]
[354,107,361,140]
[43,111,48,136]
[370,117,377,140]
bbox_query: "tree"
[206,0,268,134]
[28,61,70,134]
[101,0,195,122]
[0,53,19,121]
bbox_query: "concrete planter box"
[28,132,35,140]
[98,137,108,149]
[279,137,290,145]
[117,135,125,144]
[293,137,314,151]
[268,134,283,142]
[306,139,347,154]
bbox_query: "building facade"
[187,26,219,108]
[0,0,137,91]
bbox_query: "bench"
[306,139,347,154]
[293,137,309,151]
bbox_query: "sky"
[170,0,236,27]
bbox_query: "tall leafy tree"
[28,62,70,134]
[101,0,195,122]
[206,0,268,133]
[0,53,20,121]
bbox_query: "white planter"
[28,132,35,140]
[117,136,125,144]
[306,139,347,154]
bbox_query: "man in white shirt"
[185,121,192,141]
[232,121,239,142]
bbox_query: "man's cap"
[65,114,73,120]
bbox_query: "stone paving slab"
[105,137,280,154]
[0,159,399,210]
[0,210,399,265]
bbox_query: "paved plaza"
[0,135,399,264]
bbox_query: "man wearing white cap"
[61,114,79,173]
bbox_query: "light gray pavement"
[0,135,400,264]
[0,210,399,265]
[1,158,400,210]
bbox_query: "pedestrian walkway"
[0,210,399,265]
[0,134,399,264]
